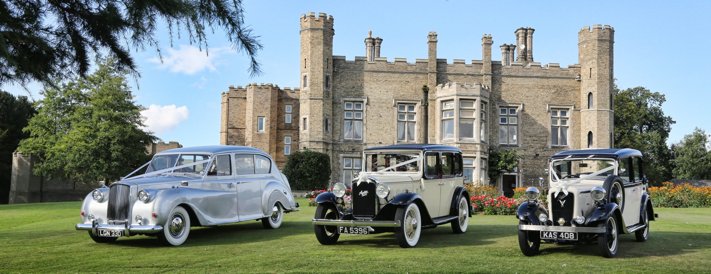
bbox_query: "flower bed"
[649,182,711,208]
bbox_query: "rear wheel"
[451,196,469,234]
[598,216,619,258]
[635,206,650,242]
[314,204,340,245]
[261,203,284,229]
[395,203,422,248]
[88,231,118,243]
[517,221,540,256]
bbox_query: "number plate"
[338,226,371,235]
[97,228,124,237]
[540,231,578,241]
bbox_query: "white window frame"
[550,107,571,147]
[480,101,488,143]
[498,106,519,145]
[285,104,292,124]
[397,103,417,142]
[341,155,362,185]
[459,99,476,140]
[284,136,292,155]
[441,100,455,140]
[343,100,364,141]
[257,116,265,133]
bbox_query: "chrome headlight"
[137,190,152,203]
[375,183,390,199]
[591,186,607,202]
[92,189,105,202]
[332,182,347,198]
[539,213,548,223]
[524,187,540,201]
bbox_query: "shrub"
[649,182,711,207]
[282,150,331,190]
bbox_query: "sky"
[3,0,710,147]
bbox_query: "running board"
[626,223,646,233]
[431,216,458,225]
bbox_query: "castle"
[220,12,614,194]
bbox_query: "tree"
[0,91,35,203]
[487,148,519,184]
[672,128,711,180]
[282,150,331,190]
[614,86,675,183]
[18,59,155,184]
[0,0,262,86]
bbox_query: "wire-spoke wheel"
[158,206,191,246]
[598,216,619,258]
[261,203,284,229]
[517,221,540,256]
[314,204,340,245]
[395,203,421,248]
[451,196,469,234]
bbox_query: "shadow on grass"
[330,224,516,249]
[534,231,711,258]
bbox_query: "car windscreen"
[146,154,209,174]
[550,158,615,181]
[365,153,420,172]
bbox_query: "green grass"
[1,199,710,273]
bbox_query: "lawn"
[1,199,710,273]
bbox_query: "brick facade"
[220,12,614,192]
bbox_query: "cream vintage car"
[312,144,472,248]
[516,148,657,257]
[76,145,298,246]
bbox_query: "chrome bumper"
[312,219,401,228]
[76,223,164,234]
[519,224,605,233]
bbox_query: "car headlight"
[375,183,390,199]
[591,186,607,202]
[524,187,540,201]
[538,213,548,223]
[92,189,105,202]
[332,182,347,198]
[137,190,152,203]
[573,216,585,224]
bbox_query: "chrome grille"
[551,192,574,226]
[352,182,376,218]
[107,184,130,220]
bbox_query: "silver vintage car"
[76,145,298,246]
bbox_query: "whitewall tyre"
[262,203,284,229]
[314,204,340,245]
[158,206,191,246]
[598,216,619,258]
[451,196,469,234]
[395,203,422,248]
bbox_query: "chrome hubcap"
[169,215,185,237]
[405,209,418,239]
[608,218,618,251]
[270,206,281,222]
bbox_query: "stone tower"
[578,25,614,148]
[299,12,334,154]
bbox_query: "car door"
[620,157,643,226]
[204,153,239,222]
[438,152,463,216]
[234,154,264,221]
[422,152,445,218]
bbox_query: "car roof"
[551,148,642,160]
[364,144,462,153]
[156,145,266,155]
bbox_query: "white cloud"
[141,104,189,134]
[149,45,234,75]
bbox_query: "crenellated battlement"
[223,84,300,98]
[300,12,334,30]
[579,24,614,41]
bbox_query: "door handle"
[438,182,445,186]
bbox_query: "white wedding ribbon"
[550,164,616,198]
[355,156,421,186]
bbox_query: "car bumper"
[518,224,605,233]
[312,218,401,228]
[76,223,164,234]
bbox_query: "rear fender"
[449,187,472,217]
[641,192,657,221]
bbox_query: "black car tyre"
[314,204,340,245]
[395,203,422,248]
[451,195,469,234]
[635,206,650,242]
[88,231,118,243]
[158,206,191,246]
[517,221,541,256]
[598,215,619,258]
[261,203,284,229]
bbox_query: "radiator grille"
[107,184,130,221]
[551,192,575,226]
[352,182,376,218]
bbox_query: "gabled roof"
[551,148,642,160]
[364,144,462,153]
[157,145,265,155]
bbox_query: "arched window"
[303,75,308,88]
[587,131,593,148]
[587,92,593,109]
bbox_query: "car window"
[234,154,255,175]
[453,153,463,176]
[146,154,179,173]
[255,155,271,174]
[425,152,439,179]
[618,158,631,182]
[208,154,232,176]
[441,153,454,177]
[633,157,643,182]
[176,154,209,173]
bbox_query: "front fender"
[385,192,433,226]
[586,202,620,226]
[389,192,421,206]
[516,201,547,225]
[314,192,337,206]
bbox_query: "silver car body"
[76,145,297,237]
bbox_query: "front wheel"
[635,206,650,242]
[517,221,540,256]
[88,231,118,243]
[598,216,619,258]
[395,203,422,248]
[314,204,340,245]
[158,206,191,246]
[451,196,469,234]
[261,203,284,229]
